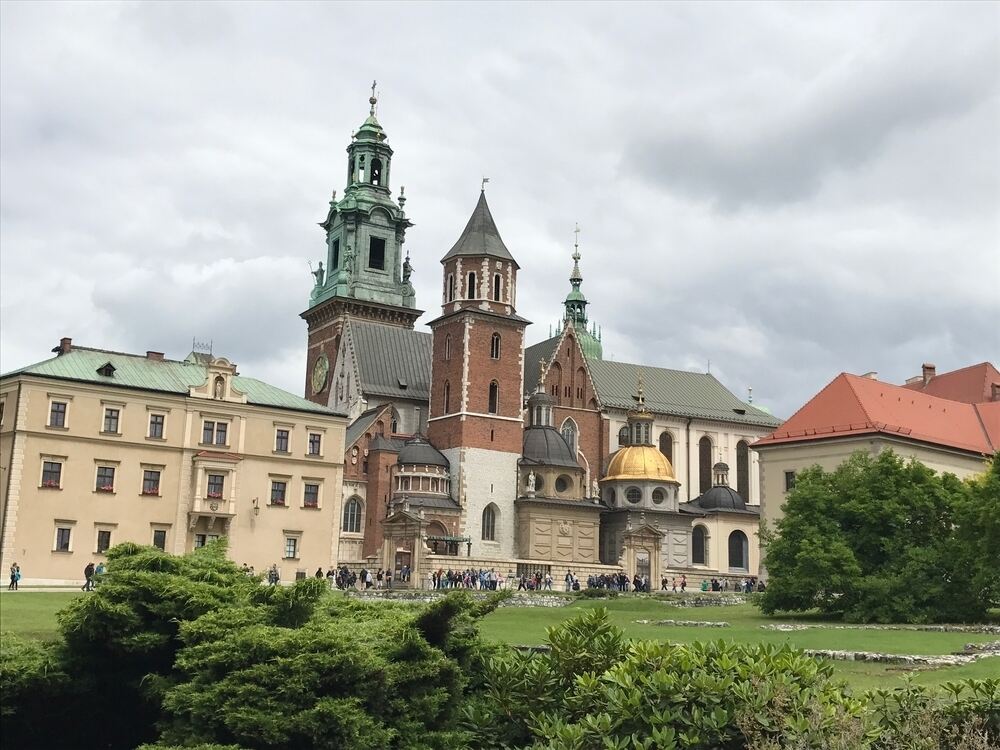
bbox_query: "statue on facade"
[402,253,413,284]
[526,471,536,496]
[591,478,599,500]
[311,261,325,288]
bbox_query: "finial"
[573,223,580,258]
[707,358,711,374]
[481,176,490,192]
[369,80,377,115]
[398,185,406,207]
[748,386,753,404]
[330,189,337,204]
[537,358,547,388]
[636,370,645,405]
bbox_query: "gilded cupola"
[603,375,676,482]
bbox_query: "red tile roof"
[754,372,998,455]
[902,362,1000,404]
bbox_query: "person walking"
[8,563,20,591]
[82,562,95,591]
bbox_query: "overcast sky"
[2,1,998,418]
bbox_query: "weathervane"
[481,176,490,192]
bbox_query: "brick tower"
[301,84,422,405]
[427,189,528,558]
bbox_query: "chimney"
[922,363,936,385]
[146,351,164,361]
[861,371,878,380]
[52,337,73,355]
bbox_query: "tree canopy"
[759,450,1000,623]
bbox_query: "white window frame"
[140,464,164,496]
[94,461,119,494]
[53,520,76,552]
[151,524,170,551]
[302,479,322,509]
[101,401,124,435]
[47,394,72,429]
[283,532,302,560]
[94,523,117,554]
[40,455,66,489]
[147,411,167,439]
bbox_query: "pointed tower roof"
[562,225,602,359]
[441,190,518,267]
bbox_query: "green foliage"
[576,587,619,599]
[0,632,69,748]
[760,451,999,623]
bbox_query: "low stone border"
[634,619,730,628]
[963,641,1000,654]
[803,649,996,667]
[344,590,572,607]
[664,595,748,608]
[762,623,1000,634]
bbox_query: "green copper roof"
[575,328,603,359]
[2,347,339,416]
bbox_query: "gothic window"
[493,273,502,301]
[618,426,629,447]
[332,239,340,269]
[391,416,398,433]
[659,431,673,465]
[560,418,578,454]
[370,158,382,186]
[368,237,386,270]
[445,334,452,360]
[482,504,498,541]
[728,530,749,570]
[467,272,477,299]
[736,440,750,499]
[447,274,455,302]
[490,333,501,359]
[699,436,713,493]
[626,487,641,504]
[692,526,707,565]
[342,497,362,533]
[444,381,451,413]
[488,381,499,414]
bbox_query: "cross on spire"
[369,80,378,115]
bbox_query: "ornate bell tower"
[302,83,422,403]
[427,188,529,558]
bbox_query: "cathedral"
[302,91,781,583]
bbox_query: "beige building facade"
[1,340,347,585]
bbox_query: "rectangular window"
[308,432,322,456]
[42,461,62,488]
[284,537,298,559]
[142,470,161,495]
[55,527,72,552]
[207,474,225,498]
[148,413,165,438]
[215,422,227,445]
[368,237,386,270]
[194,534,207,548]
[96,466,115,492]
[275,429,290,453]
[202,421,214,444]
[96,529,112,554]
[270,480,287,506]
[784,471,796,492]
[202,421,228,445]
[303,483,319,508]
[332,238,340,269]
[49,401,67,428]
[103,408,120,434]
[152,529,167,551]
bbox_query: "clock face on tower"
[311,353,330,395]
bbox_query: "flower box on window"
[206,491,223,499]
[97,485,115,493]
[141,488,160,496]
[270,499,286,507]
[303,500,319,508]
[41,479,60,488]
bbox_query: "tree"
[759,450,997,623]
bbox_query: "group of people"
[586,571,650,592]
[8,563,21,590]
[319,565,409,590]
[700,576,766,593]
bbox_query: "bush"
[576,587,619,599]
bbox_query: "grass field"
[2,591,997,690]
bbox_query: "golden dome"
[604,445,677,482]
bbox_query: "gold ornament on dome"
[604,445,677,482]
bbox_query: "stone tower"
[301,85,422,404]
[427,189,528,558]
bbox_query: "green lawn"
[2,591,997,689]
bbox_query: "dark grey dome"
[693,485,747,511]
[527,389,555,406]
[398,436,449,468]
[713,462,729,473]
[522,426,578,468]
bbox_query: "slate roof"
[346,406,390,448]
[441,191,518,266]
[407,496,461,510]
[754,372,999,455]
[901,362,999,404]
[2,347,337,415]
[524,337,561,395]
[350,320,431,401]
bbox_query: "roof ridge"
[972,403,996,453]
[843,373,876,425]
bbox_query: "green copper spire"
[563,225,602,359]
[307,82,417,312]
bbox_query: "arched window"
[447,274,455,302]
[357,155,365,183]
[370,158,382,186]
[488,381,499,414]
[493,273,502,301]
[651,488,665,505]
[659,431,673,465]
[728,530,749,570]
[618,426,629,447]
[561,418,578,454]
[482,504,497,541]
[342,497,362,533]
[467,272,477,299]
[692,526,707,565]
[443,381,451,413]
[445,334,452,361]
[550,361,563,402]
[390,415,398,433]
[699,436,713,493]
[736,440,750,500]
[490,333,501,359]
[626,487,641,504]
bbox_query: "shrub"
[576,587,619,599]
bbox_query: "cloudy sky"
[2,2,998,418]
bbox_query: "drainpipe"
[685,417,693,501]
